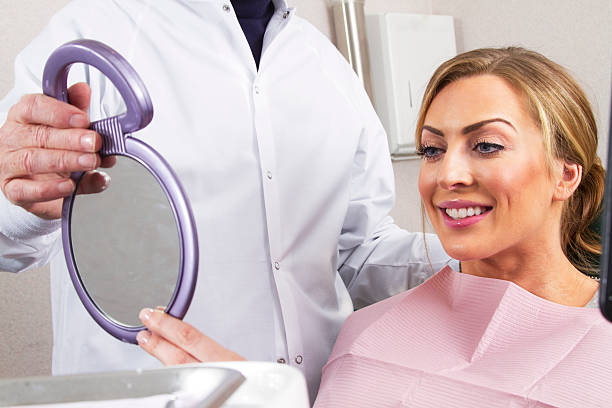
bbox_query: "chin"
[440,241,485,262]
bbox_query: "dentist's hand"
[0,83,113,220]
[137,307,246,365]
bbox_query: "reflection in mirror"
[70,155,180,327]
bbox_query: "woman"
[314,47,612,407]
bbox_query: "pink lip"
[437,200,493,229]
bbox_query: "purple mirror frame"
[43,39,199,344]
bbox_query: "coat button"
[295,355,303,364]
[266,170,272,180]
[282,11,290,19]
[277,358,286,364]
[274,261,280,270]
[222,4,231,12]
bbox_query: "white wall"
[1,0,610,379]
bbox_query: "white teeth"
[444,206,487,220]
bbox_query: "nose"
[437,146,474,190]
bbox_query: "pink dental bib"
[315,267,612,407]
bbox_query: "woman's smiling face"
[418,74,561,261]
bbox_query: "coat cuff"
[0,195,61,240]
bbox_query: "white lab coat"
[0,0,453,400]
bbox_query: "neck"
[461,239,599,306]
[459,203,599,307]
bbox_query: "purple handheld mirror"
[43,39,198,344]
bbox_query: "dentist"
[0,0,452,401]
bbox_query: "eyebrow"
[422,118,516,137]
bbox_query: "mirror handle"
[42,39,153,134]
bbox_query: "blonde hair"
[416,47,604,276]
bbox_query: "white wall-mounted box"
[366,13,456,158]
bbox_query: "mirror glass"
[70,155,181,327]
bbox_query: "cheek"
[418,167,434,202]
[486,169,523,198]
[418,166,438,219]
[485,158,549,213]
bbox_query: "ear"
[552,160,582,202]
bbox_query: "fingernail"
[155,306,165,311]
[78,154,96,169]
[98,171,111,191]
[70,114,88,128]
[137,330,151,345]
[58,180,74,194]
[139,308,153,322]
[81,134,95,151]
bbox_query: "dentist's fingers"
[100,155,117,168]
[76,170,111,195]
[2,170,110,220]
[1,123,100,153]
[0,83,95,220]
[3,170,110,205]
[20,199,67,221]
[1,148,100,178]
[3,177,75,207]
[137,308,245,365]
[2,82,97,153]
[7,91,90,129]
[66,82,92,112]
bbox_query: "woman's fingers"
[136,330,199,366]
[137,308,245,364]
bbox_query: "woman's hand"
[137,307,246,365]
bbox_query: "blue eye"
[417,145,444,160]
[474,142,504,155]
